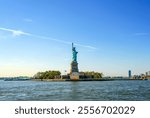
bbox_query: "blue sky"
[0,0,150,77]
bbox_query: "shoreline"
[2,77,148,82]
[32,78,148,82]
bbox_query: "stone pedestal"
[70,72,79,80]
[70,61,79,80]
[70,61,79,73]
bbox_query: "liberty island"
[31,43,104,81]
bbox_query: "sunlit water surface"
[0,80,149,100]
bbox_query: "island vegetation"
[33,70,61,81]
[33,70,103,81]
[80,71,103,79]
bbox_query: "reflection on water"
[0,80,150,101]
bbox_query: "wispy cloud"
[31,35,97,49]
[32,35,71,45]
[134,33,148,36]
[0,27,97,50]
[74,43,97,50]
[23,18,33,22]
[31,35,97,50]
[0,27,31,36]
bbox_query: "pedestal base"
[70,61,79,73]
[70,72,79,80]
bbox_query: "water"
[0,80,150,101]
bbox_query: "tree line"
[80,71,103,79]
[33,70,103,80]
[33,70,61,80]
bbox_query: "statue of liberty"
[70,43,79,79]
[72,43,78,62]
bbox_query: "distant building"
[148,71,150,75]
[128,70,131,78]
[146,71,150,76]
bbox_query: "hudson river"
[0,80,150,100]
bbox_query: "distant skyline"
[0,0,150,77]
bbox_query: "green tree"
[33,70,61,80]
[81,71,103,79]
